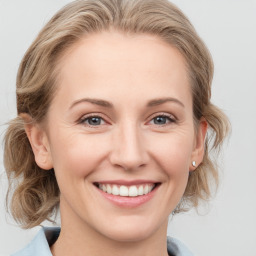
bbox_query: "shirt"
[11,227,194,256]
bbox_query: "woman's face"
[33,31,206,242]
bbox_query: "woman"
[4,0,229,255]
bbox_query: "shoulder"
[167,236,194,256]
[11,227,60,256]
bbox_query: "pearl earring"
[192,161,196,167]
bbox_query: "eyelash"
[78,112,176,128]
[78,113,107,128]
[149,113,176,126]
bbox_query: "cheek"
[149,131,194,176]
[49,131,109,178]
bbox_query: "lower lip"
[95,185,159,208]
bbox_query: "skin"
[25,31,207,256]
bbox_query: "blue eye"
[153,116,168,125]
[87,117,102,125]
[150,114,175,126]
[80,116,106,126]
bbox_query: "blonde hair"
[4,0,229,228]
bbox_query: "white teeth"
[107,184,112,194]
[112,185,119,195]
[119,185,129,196]
[138,185,144,195]
[97,183,156,197]
[144,184,149,194]
[129,185,138,197]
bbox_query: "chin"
[98,215,166,243]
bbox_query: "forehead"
[54,31,191,109]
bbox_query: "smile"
[93,181,160,207]
[97,183,156,197]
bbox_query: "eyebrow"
[69,97,184,109]
[147,97,185,108]
[70,98,113,109]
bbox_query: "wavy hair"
[4,0,229,228]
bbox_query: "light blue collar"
[167,236,194,256]
[11,227,59,256]
[12,227,193,256]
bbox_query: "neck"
[51,199,169,256]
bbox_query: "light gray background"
[0,1,256,255]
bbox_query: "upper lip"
[93,180,160,186]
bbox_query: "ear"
[20,113,53,170]
[190,117,208,171]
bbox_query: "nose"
[109,122,149,171]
